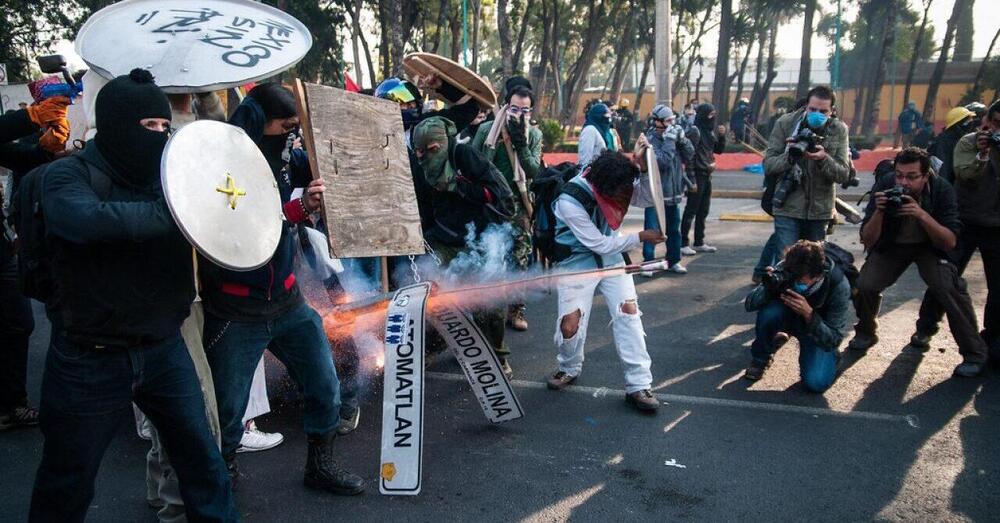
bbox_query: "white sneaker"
[337,407,361,435]
[667,262,688,274]
[692,244,718,253]
[680,246,697,256]
[639,270,656,278]
[237,420,284,453]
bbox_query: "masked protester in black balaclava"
[93,69,172,187]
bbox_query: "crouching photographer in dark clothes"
[849,147,988,377]
[743,240,852,392]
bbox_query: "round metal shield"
[162,120,282,271]
[75,0,312,93]
[402,53,497,109]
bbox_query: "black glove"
[507,115,528,149]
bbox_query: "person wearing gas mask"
[29,69,237,522]
[578,103,617,169]
[929,105,978,184]
[760,86,851,265]
[851,147,988,378]
[679,102,727,256]
[472,77,543,333]
[200,83,365,496]
[742,240,852,392]
[640,105,695,275]
[912,100,1000,365]
[412,116,518,376]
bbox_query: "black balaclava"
[694,103,716,135]
[94,68,172,188]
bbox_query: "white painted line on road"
[427,371,919,427]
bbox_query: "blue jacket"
[745,259,851,350]
[199,97,314,321]
[645,126,694,205]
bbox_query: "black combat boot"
[303,431,364,495]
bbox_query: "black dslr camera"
[989,130,1000,149]
[787,128,823,162]
[883,186,907,213]
[762,269,791,296]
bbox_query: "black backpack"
[529,161,579,261]
[10,155,111,302]
[823,241,860,296]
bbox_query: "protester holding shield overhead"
[28,69,237,522]
[200,83,364,496]
[471,76,543,331]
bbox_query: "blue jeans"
[750,301,838,393]
[643,204,682,264]
[773,216,827,260]
[31,332,236,522]
[753,232,780,278]
[204,302,341,457]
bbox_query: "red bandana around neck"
[583,169,632,230]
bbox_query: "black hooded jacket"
[0,109,54,266]
[41,143,194,347]
[690,103,726,173]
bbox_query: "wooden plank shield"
[301,82,424,258]
[380,282,431,496]
[401,52,497,109]
[645,147,667,235]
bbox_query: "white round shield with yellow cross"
[161,119,282,271]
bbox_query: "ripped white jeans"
[553,272,652,393]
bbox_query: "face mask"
[806,111,829,129]
[792,282,810,294]
[419,146,455,191]
[401,108,421,130]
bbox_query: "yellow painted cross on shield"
[215,173,247,210]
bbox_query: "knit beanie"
[94,68,171,187]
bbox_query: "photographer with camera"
[743,240,852,392]
[760,86,852,267]
[850,147,988,377]
[911,100,1000,363]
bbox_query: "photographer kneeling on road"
[849,147,988,377]
[754,86,851,282]
[743,240,852,392]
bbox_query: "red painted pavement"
[542,148,899,172]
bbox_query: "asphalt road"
[1,196,996,522]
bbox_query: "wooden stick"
[292,79,338,258]
[380,256,390,293]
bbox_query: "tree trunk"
[712,0,733,121]
[607,11,635,103]
[901,0,933,117]
[471,0,483,72]
[953,0,975,62]
[610,55,633,103]
[750,22,778,124]
[513,0,534,71]
[390,1,406,76]
[449,12,462,62]
[634,48,654,115]
[923,0,969,121]
[533,0,552,100]
[862,0,898,136]
[671,2,716,96]
[971,25,1000,96]
[431,0,450,53]
[349,0,363,87]
[497,0,514,75]
[558,0,612,127]
[733,41,752,105]
[795,0,817,100]
[748,23,765,113]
